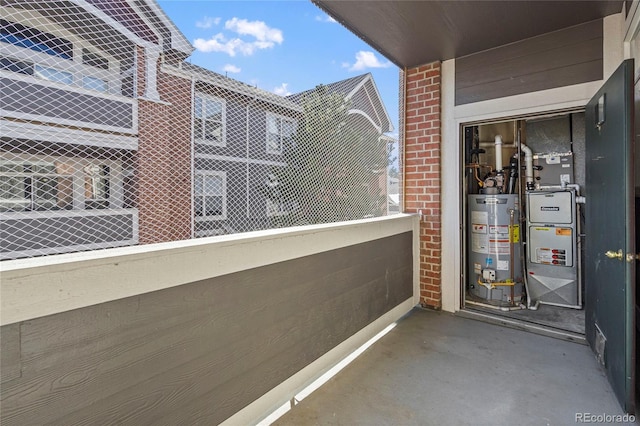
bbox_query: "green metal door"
[585,59,636,413]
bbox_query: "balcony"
[0,208,139,260]
[0,214,627,425]
[1,71,138,151]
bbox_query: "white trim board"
[1,120,138,151]
[1,214,419,325]
[194,153,287,167]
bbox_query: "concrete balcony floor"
[275,308,628,426]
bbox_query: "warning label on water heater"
[470,211,488,254]
[471,223,488,254]
[488,225,510,255]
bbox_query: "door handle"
[627,253,640,263]
[605,249,623,260]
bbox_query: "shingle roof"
[286,73,369,104]
[179,62,302,112]
[288,73,392,133]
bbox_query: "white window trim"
[266,112,296,155]
[0,153,125,211]
[265,173,288,217]
[194,93,227,147]
[266,199,288,217]
[0,7,122,95]
[194,170,227,221]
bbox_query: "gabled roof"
[86,0,193,56]
[177,62,303,112]
[134,0,193,56]
[286,74,367,104]
[288,73,393,133]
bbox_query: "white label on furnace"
[474,263,482,274]
[497,260,509,271]
[536,248,553,263]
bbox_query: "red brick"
[403,61,442,306]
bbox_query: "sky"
[156,0,400,139]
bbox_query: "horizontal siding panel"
[457,59,602,105]
[0,213,135,253]
[1,78,134,129]
[455,19,603,105]
[456,38,602,90]
[455,19,602,75]
[0,231,413,425]
[0,324,21,384]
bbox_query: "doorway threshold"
[457,308,587,345]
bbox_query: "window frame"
[1,19,122,96]
[194,93,226,147]
[194,170,227,221]
[0,159,75,212]
[83,163,111,209]
[0,19,73,60]
[266,112,296,155]
[0,156,124,213]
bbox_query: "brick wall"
[402,62,442,308]
[136,57,192,244]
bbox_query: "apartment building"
[0,0,394,259]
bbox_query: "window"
[83,164,110,209]
[34,64,73,84]
[82,75,107,92]
[0,160,74,212]
[0,57,33,75]
[194,94,225,146]
[194,171,226,219]
[266,199,287,217]
[0,19,73,60]
[2,56,110,93]
[266,113,295,154]
[265,173,296,216]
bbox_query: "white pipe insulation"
[494,135,503,172]
[520,143,534,189]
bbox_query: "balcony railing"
[1,71,137,136]
[0,214,418,425]
[0,208,139,260]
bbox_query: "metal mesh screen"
[1,1,397,260]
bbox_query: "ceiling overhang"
[313,1,623,69]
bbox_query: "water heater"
[467,194,523,306]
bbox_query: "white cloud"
[194,18,284,56]
[273,83,291,96]
[315,15,337,23]
[225,18,283,44]
[196,16,221,29]
[193,34,261,56]
[344,51,392,71]
[223,64,241,74]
